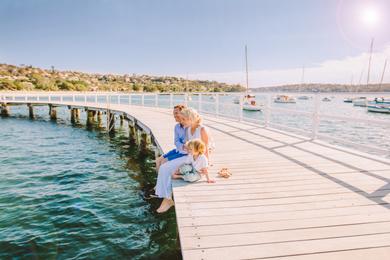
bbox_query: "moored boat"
[353,97,367,107]
[274,95,296,103]
[367,104,390,114]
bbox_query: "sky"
[0,0,389,87]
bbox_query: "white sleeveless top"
[186,125,216,150]
[187,125,203,141]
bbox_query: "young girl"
[172,139,215,183]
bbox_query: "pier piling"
[1,104,10,117]
[70,108,78,124]
[97,111,103,127]
[107,110,115,133]
[86,110,95,126]
[28,104,34,119]
[49,105,57,120]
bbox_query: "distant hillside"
[0,64,245,93]
[253,83,390,93]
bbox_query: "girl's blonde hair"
[186,139,206,154]
[180,107,202,126]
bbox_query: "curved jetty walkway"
[2,96,390,259]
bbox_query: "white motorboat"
[274,95,296,103]
[372,97,390,104]
[343,98,353,103]
[298,96,310,100]
[353,97,367,107]
[322,97,331,102]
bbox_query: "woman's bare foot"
[156,199,175,213]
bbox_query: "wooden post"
[86,110,95,126]
[75,109,80,120]
[49,105,57,120]
[107,110,115,133]
[128,121,137,143]
[70,108,77,124]
[28,104,34,119]
[140,131,151,153]
[97,111,103,127]
[1,104,10,117]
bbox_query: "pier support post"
[70,108,78,124]
[97,111,103,127]
[120,114,124,126]
[28,104,34,119]
[140,131,152,153]
[75,109,80,120]
[49,105,57,121]
[1,104,10,117]
[107,110,115,133]
[86,110,95,126]
[128,121,137,143]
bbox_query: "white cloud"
[184,45,390,87]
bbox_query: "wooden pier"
[1,95,390,259]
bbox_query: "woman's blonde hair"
[186,139,206,154]
[180,107,202,126]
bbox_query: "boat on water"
[298,95,310,100]
[353,97,367,107]
[242,95,262,111]
[322,97,331,102]
[274,95,296,103]
[367,104,390,114]
[240,46,262,112]
[372,97,390,104]
[343,98,353,103]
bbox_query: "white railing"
[1,91,389,156]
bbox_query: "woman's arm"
[200,127,209,159]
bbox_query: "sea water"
[0,106,181,259]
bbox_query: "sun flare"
[359,5,381,28]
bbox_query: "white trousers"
[155,156,187,199]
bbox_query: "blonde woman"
[155,108,213,213]
[180,108,211,159]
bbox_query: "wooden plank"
[177,204,390,227]
[183,233,390,260]
[181,222,390,250]
[179,213,390,237]
[263,246,390,260]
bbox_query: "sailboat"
[354,38,374,108]
[367,58,390,114]
[242,45,262,111]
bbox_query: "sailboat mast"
[366,38,374,87]
[379,59,387,90]
[245,45,249,93]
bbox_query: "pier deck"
[3,99,390,260]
